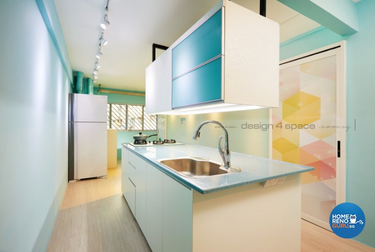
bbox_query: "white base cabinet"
[162,173,192,252]
[122,147,193,252]
[146,164,163,252]
[135,158,147,233]
[122,146,301,252]
[121,148,136,216]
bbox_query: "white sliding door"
[272,43,346,229]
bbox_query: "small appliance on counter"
[129,137,184,147]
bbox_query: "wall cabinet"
[121,147,193,252]
[145,49,172,114]
[145,0,279,115]
[172,9,222,108]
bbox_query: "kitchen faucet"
[192,120,231,169]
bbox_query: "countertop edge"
[122,143,314,194]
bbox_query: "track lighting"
[96,50,102,59]
[99,34,107,46]
[92,0,110,82]
[100,14,110,30]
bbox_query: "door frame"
[269,41,346,229]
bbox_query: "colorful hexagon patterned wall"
[273,55,337,224]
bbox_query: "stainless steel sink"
[158,157,240,178]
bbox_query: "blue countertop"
[122,143,313,194]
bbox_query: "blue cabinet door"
[172,9,223,108]
[172,57,222,108]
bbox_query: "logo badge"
[330,202,366,239]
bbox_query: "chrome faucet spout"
[192,120,231,169]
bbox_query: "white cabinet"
[123,149,148,233]
[122,146,302,251]
[145,0,279,115]
[162,174,193,252]
[126,178,136,216]
[121,146,193,252]
[145,49,172,114]
[136,158,148,234]
[146,164,163,252]
[122,148,136,216]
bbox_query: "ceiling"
[55,0,320,92]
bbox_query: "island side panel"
[192,174,301,252]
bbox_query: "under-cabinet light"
[155,103,265,115]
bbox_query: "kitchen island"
[121,143,313,252]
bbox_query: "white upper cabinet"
[145,0,279,115]
[145,49,172,114]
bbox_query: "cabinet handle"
[128,177,136,187]
[129,162,136,169]
[172,54,222,81]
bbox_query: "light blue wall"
[280,26,343,61]
[345,0,375,247]
[0,0,71,251]
[311,0,359,31]
[279,0,358,36]
[93,87,158,157]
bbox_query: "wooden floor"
[47,162,151,252]
[48,161,375,252]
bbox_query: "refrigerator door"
[74,122,107,180]
[73,93,107,122]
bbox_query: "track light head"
[99,32,107,46]
[99,37,107,46]
[101,14,110,30]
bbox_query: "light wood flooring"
[47,160,375,252]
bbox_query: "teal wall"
[280,26,343,61]
[0,0,71,251]
[345,0,375,247]
[94,87,158,157]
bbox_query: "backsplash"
[166,109,270,158]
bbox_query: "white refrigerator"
[68,93,108,180]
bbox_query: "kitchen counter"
[122,143,313,194]
[121,143,312,251]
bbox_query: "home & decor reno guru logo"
[330,202,366,239]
